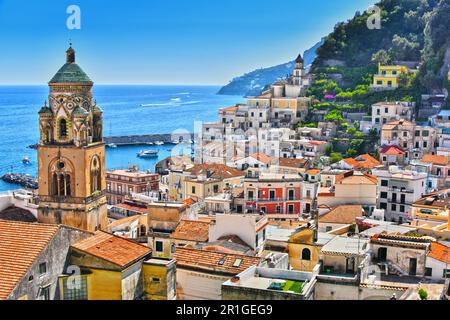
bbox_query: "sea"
[0,85,244,192]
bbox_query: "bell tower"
[37,46,107,232]
[292,54,305,86]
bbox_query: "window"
[400,194,406,204]
[288,189,295,201]
[155,241,163,252]
[269,190,276,200]
[326,226,332,232]
[415,130,420,137]
[39,262,47,276]
[39,286,50,300]
[233,258,243,267]
[59,118,67,139]
[90,157,101,194]
[423,141,428,148]
[191,186,196,194]
[260,207,266,214]
[400,205,405,213]
[288,204,294,214]
[151,277,161,283]
[391,204,397,211]
[213,185,219,193]
[301,248,311,261]
[62,276,87,300]
[377,80,382,85]
[422,130,429,137]
[380,202,387,210]
[248,190,254,200]
[403,131,407,137]
[425,268,432,277]
[381,180,388,187]
[444,269,450,278]
[276,206,281,214]
[380,192,388,199]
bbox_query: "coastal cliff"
[217,39,324,97]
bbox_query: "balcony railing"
[246,197,299,202]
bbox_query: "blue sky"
[0,0,375,85]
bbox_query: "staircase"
[377,261,408,276]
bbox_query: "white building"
[372,166,427,223]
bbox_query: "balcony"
[246,197,300,203]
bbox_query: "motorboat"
[155,141,164,146]
[137,150,159,158]
[22,156,31,164]
[107,143,117,148]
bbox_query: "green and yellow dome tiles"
[49,47,93,84]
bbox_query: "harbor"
[104,132,195,147]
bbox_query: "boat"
[107,143,117,148]
[155,141,164,146]
[146,142,154,145]
[22,156,31,165]
[137,150,159,158]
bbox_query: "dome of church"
[49,47,92,84]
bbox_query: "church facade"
[37,47,107,232]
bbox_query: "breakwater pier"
[104,133,195,146]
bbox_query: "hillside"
[312,0,450,93]
[217,39,324,96]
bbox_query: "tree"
[325,145,333,156]
[330,152,343,164]
[347,148,358,157]
[371,50,392,66]
[418,288,428,300]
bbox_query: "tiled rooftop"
[171,219,210,242]
[0,220,60,299]
[72,231,151,268]
[174,247,260,275]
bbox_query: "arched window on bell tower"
[59,118,67,140]
[90,156,102,194]
[49,159,73,197]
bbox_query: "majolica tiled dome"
[49,47,92,84]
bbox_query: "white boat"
[137,150,159,158]
[22,156,31,164]
[107,143,117,148]
[146,142,154,145]
[155,141,164,146]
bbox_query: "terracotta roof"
[114,202,147,214]
[222,106,238,112]
[182,198,197,206]
[382,119,414,130]
[171,220,210,242]
[174,247,260,275]
[319,205,363,224]
[108,215,141,230]
[335,171,377,185]
[71,231,151,268]
[306,169,321,175]
[249,153,273,165]
[0,206,37,223]
[380,145,405,155]
[422,154,450,166]
[277,158,309,169]
[185,163,245,180]
[0,220,60,300]
[343,154,381,170]
[428,242,450,264]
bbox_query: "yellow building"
[287,228,334,272]
[147,202,187,258]
[372,64,410,89]
[59,231,152,300]
[142,258,176,300]
[37,46,107,232]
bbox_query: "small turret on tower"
[66,46,75,64]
